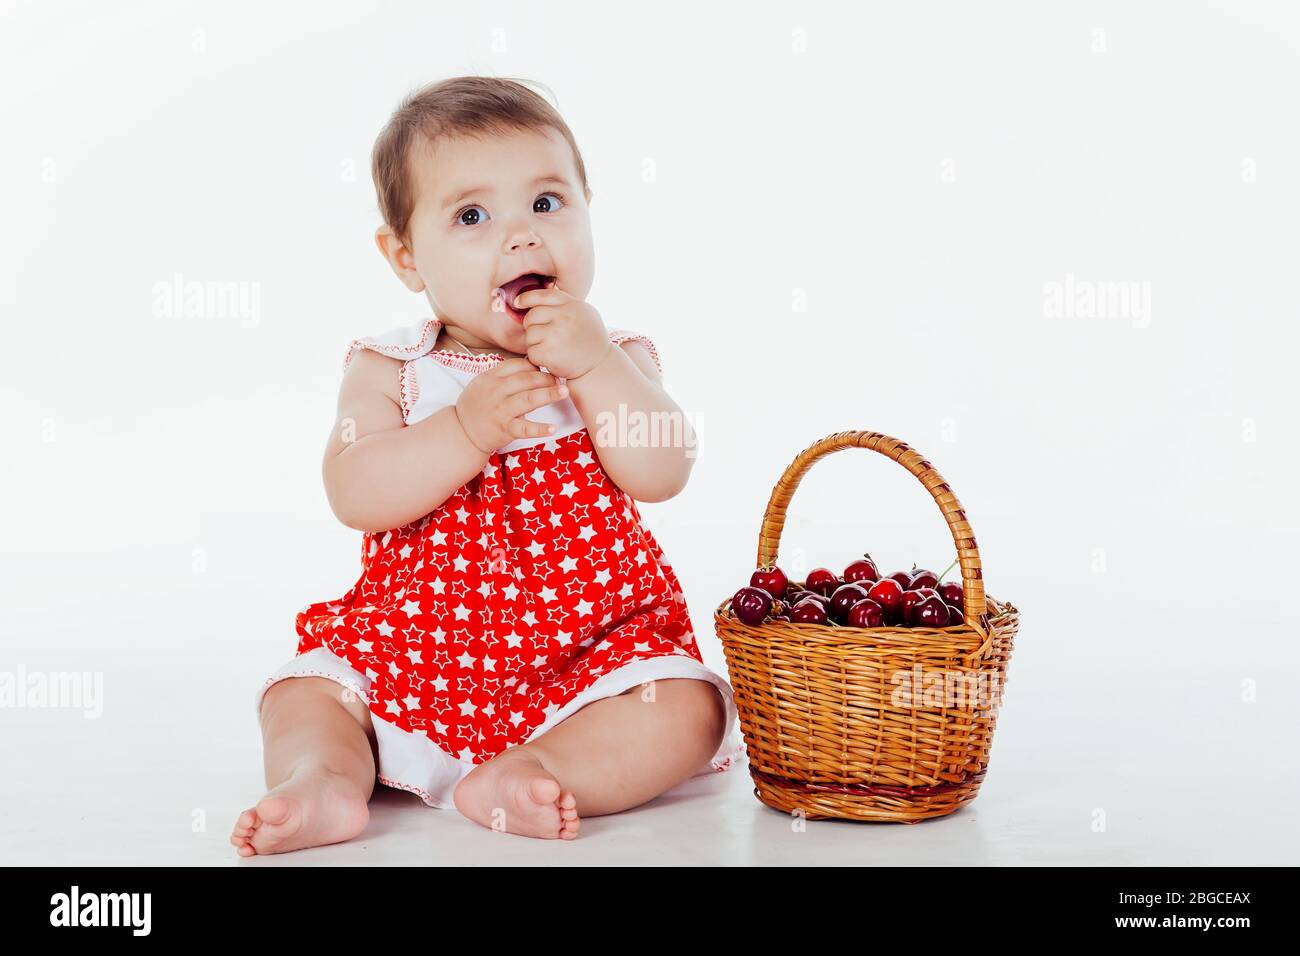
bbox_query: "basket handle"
[757,430,991,643]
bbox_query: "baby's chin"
[457,307,528,355]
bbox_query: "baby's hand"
[454,358,569,454]
[514,283,613,379]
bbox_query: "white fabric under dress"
[255,318,746,810]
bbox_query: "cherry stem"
[938,557,958,582]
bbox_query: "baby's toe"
[231,808,261,852]
[527,775,561,806]
[255,795,294,827]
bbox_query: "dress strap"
[342,319,442,372]
[607,327,663,374]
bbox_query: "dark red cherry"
[829,582,872,621]
[901,587,939,625]
[805,568,840,597]
[846,598,884,628]
[945,603,964,626]
[750,565,789,599]
[798,590,830,609]
[938,581,963,607]
[785,590,826,606]
[843,554,880,585]
[887,570,914,589]
[731,586,772,626]
[915,596,950,628]
[909,567,939,590]
[866,578,905,613]
[789,597,828,624]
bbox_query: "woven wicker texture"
[715,430,1020,822]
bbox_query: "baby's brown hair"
[371,75,590,249]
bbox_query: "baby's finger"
[511,384,568,418]
[507,415,556,439]
[511,286,564,311]
[500,368,558,394]
[492,357,537,376]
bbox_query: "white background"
[2,0,1297,865]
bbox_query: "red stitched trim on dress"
[342,319,440,372]
[398,361,420,420]
[377,774,447,808]
[428,350,506,374]
[608,330,663,374]
[259,669,368,702]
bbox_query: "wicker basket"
[714,430,1019,823]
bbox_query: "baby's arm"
[322,352,569,533]
[321,350,488,533]
[566,340,698,502]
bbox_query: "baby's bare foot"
[453,747,581,840]
[230,765,370,857]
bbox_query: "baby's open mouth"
[494,273,554,321]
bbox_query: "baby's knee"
[660,679,727,738]
[261,676,372,734]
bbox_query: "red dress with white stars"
[255,318,745,809]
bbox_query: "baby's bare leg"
[522,677,727,817]
[230,677,378,856]
[260,676,378,791]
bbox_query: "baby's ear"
[374,225,425,293]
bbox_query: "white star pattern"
[288,362,713,782]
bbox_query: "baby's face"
[398,126,595,348]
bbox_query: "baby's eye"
[534,192,565,213]
[456,205,488,227]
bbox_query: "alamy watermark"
[593,404,700,458]
[1043,273,1151,328]
[49,886,150,935]
[890,664,1004,712]
[151,272,261,328]
[1,664,103,717]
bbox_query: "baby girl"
[231,76,745,854]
